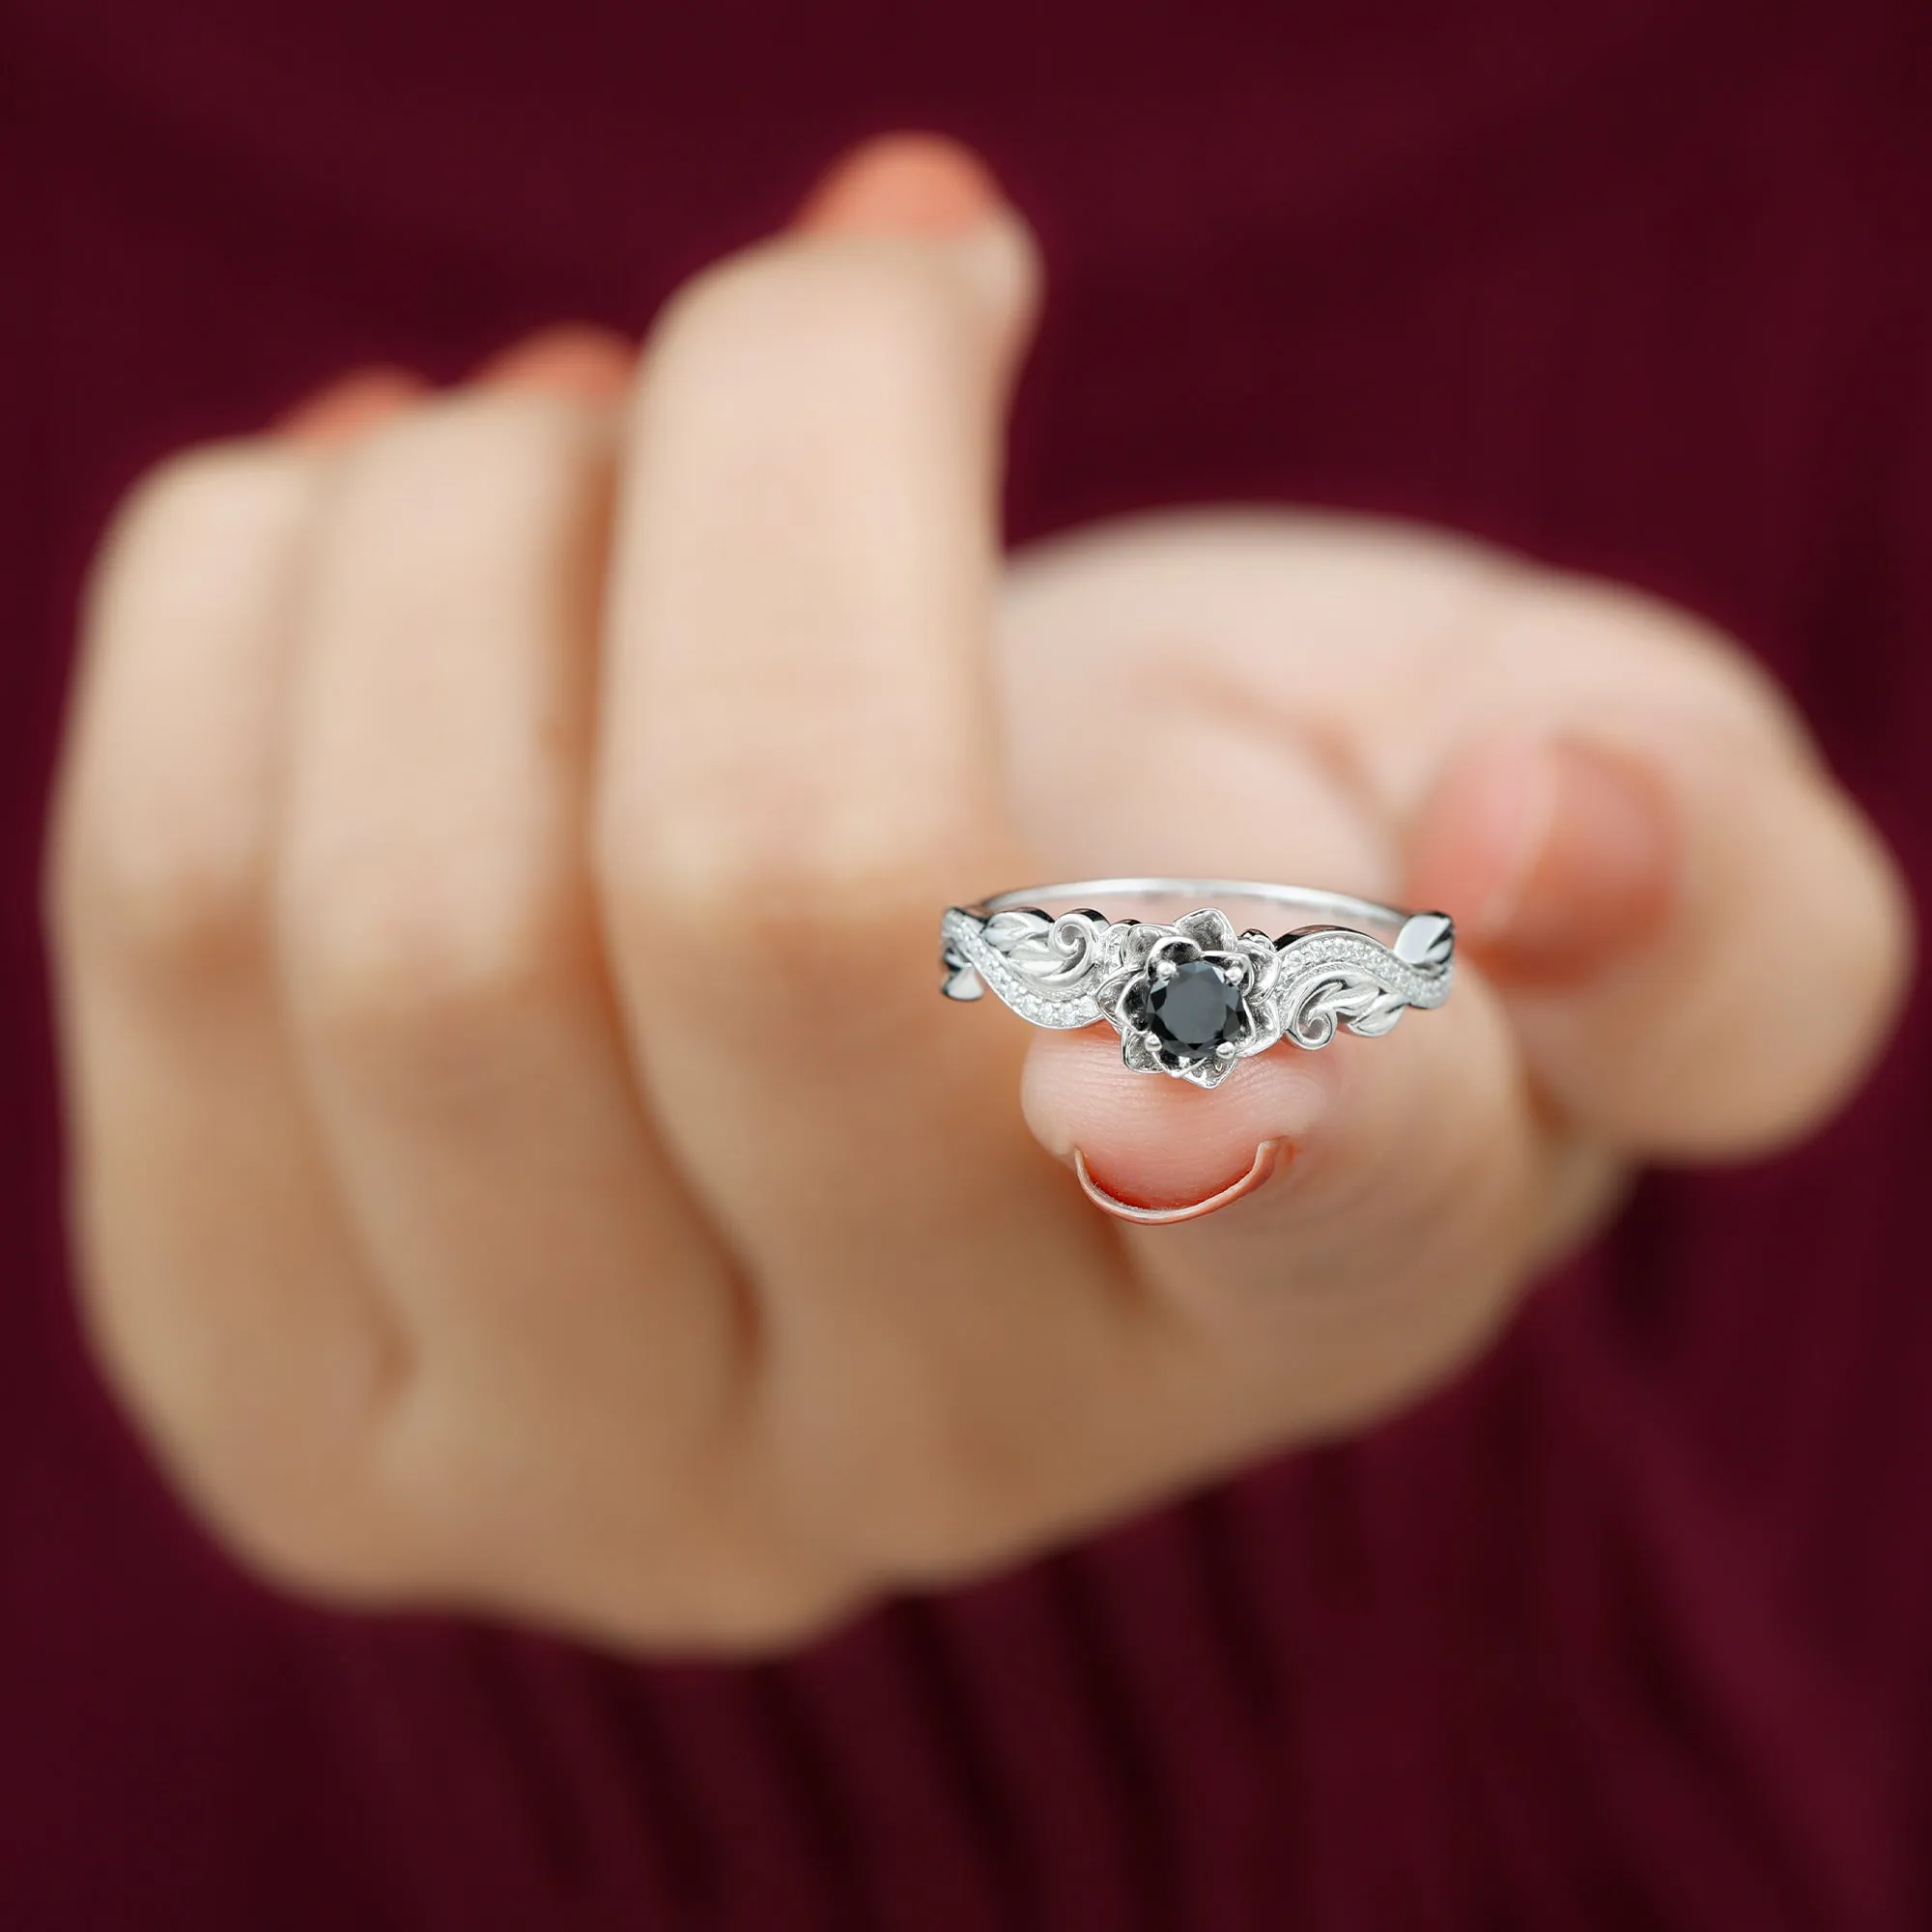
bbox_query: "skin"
[43,136,1913,1652]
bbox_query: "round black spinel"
[1143,959,1244,1064]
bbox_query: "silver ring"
[940,879,1454,1089]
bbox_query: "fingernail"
[798,131,1005,236]
[473,324,636,401]
[1074,1141,1286,1225]
[1466,738,1678,982]
[276,366,426,442]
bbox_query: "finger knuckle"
[597,836,959,1050]
[603,789,952,956]
[283,843,582,1085]
[58,791,268,990]
[326,391,607,567]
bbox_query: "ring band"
[940,878,1455,1089]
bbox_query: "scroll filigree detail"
[938,906,1114,1028]
[1267,927,1451,1049]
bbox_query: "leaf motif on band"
[980,909,1111,989]
[938,908,1106,1027]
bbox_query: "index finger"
[599,143,1041,1188]
[594,144,1145,1570]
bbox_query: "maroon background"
[5,3,1931,1925]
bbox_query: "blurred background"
[3,2,1929,1925]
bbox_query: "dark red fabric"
[4,3,1930,1925]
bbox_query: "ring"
[939,879,1455,1089]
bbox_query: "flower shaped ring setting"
[940,880,1456,1089]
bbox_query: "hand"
[45,138,1911,1650]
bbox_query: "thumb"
[1406,710,1913,1160]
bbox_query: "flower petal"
[1095,970,1142,1030]
[1122,922,1168,969]
[1236,995,1282,1056]
[1179,1051,1238,1090]
[1177,907,1238,952]
[1237,930,1279,993]
[1202,947,1251,987]
[1144,932,1203,974]
[1122,1028,1164,1073]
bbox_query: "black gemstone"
[1143,959,1244,1064]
